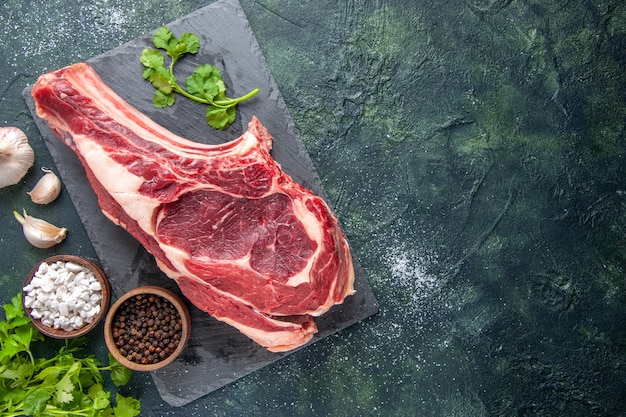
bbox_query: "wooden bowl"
[22,255,111,339]
[104,286,191,372]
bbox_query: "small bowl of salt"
[22,255,111,339]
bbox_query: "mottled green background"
[1,0,624,415]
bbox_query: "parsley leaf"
[114,393,142,417]
[207,105,237,130]
[152,25,199,59]
[93,390,111,410]
[140,26,259,130]
[23,388,50,414]
[0,293,141,416]
[108,354,133,387]
[3,294,25,321]
[54,361,79,403]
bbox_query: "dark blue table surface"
[1,0,625,415]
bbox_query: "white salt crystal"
[64,262,84,273]
[23,259,104,332]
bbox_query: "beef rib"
[31,62,355,352]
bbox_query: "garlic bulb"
[28,168,62,204]
[13,209,68,249]
[0,126,35,188]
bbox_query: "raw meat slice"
[31,62,355,352]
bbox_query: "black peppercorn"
[111,293,183,365]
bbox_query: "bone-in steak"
[31,62,355,352]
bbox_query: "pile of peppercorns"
[111,293,183,365]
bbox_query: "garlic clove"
[0,126,35,188]
[13,209,68,249]
[28,168,62,204]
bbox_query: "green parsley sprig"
[140,26,260,130]
[0,293,140,417]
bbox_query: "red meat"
[31,63,355,352]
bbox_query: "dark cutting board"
[24,0,378,407]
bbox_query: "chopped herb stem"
[140,26,259,130]
[213,88,260,106]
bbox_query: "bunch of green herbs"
[0,293,140,417]
[140,26,259,130]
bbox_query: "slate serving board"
[24,0,378,407]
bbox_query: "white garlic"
[0,126,35,188]
[13,209,68,249]
[28,168,62,204]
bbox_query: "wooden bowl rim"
[23,255,111,339]
[104,286,191,372]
